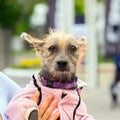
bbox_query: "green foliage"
[75,0,85,15]
[14,8,33,34]
[0,0,22,28]
[0,0,47,34]
[98,55,113,63]
[97,0,105,2]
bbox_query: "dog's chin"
[53,70,72,82]
[39,69,75,83]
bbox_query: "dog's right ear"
[20,32,45,52]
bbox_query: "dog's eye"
[69,45,77,52]
[48,46,57,52]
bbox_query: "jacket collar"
[33,71,87,89]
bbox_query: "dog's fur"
[21,29,86,84]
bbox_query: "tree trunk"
[0,28,13,70]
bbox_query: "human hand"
[32,91,60,120]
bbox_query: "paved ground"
[3,63,120,120]
[82,88,120,120]
[78,64,120,120]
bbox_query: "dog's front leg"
[25,108,38,120]
[28,110,38,120]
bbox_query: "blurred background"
[0,0,120,119]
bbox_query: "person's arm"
[6,86,60,120]
[2,91,59,120]
[0,72,21,120]
[0,72,59,120]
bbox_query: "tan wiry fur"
[20,29,87,83]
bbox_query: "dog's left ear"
[20,32,45,52]
[77,36,87,63]
[77,36,87,46]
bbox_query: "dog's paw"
[24,107,38,120]
[28,110,38,120]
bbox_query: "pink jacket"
[6,74,95,120]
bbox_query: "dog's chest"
[39,85,81,119]
[39,84,81,107]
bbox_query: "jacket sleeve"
[77,99,95,120]
[5,82,39,120]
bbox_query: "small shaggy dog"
[6,29,95,120]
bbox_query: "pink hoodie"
[6,74,95,120]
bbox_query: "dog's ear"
[77,36,87,63]
[78,36,87,46]
[20,32,45,52]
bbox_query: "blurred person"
[110,44,120,107]
[0,72,59,120]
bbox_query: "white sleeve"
[0,72,21,120]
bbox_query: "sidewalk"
[82,88,120,120]
[78,63,120,120]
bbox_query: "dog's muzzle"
[57,60,68,71]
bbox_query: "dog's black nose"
[57,61,68,70]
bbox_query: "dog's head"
[20,29,87,82]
